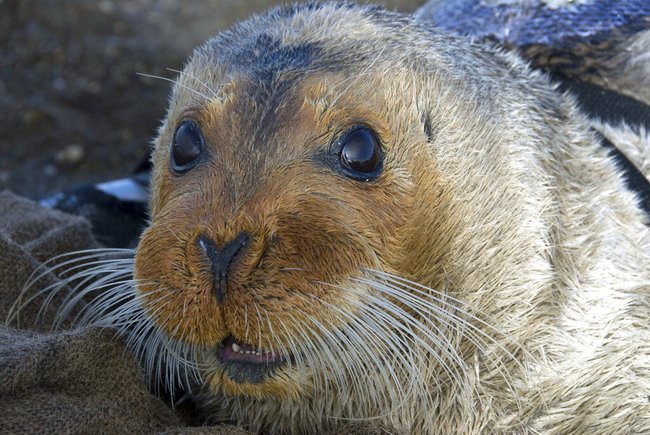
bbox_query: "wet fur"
[11,2,650,433]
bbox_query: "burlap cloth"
[0,191,388,434]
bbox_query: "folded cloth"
[0,190,186,433]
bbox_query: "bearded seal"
[16,2,650,433]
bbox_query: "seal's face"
[133,20,444,399]
[131,4,558,426]
[132,5,538,421]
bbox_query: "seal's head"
[134,1,547,425]
[137,2,443,401]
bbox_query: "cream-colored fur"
[594,121,650,178]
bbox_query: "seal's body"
[39,2,650,433]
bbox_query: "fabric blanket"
[0,190,183,433]
[0,190,388,434]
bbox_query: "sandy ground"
[0,0,425,199]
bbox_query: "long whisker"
[137,72,211,100]
[166,67,223,102]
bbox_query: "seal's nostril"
[197,232,250,304]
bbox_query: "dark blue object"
[417,0,650,48]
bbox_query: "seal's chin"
[216,335,288,384]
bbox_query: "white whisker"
[166,67,223,102]
[137,72,211,100]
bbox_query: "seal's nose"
[197,232,250,304]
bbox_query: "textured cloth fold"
[0,190,185,433]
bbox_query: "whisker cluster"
[197,270,521,428]
[9,251,520,424]
[7,248,204,398]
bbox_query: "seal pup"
[16,2,650,433]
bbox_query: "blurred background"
[0,0,426,199]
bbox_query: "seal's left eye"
[170,120,204,173]
[339,126,382,180]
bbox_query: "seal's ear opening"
[420,112,436,144]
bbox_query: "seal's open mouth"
[216,335,287,384]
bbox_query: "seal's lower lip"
[216,335,287,365]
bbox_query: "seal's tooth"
[232,343,240,352]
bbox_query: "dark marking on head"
[233,34,321,81]
[201,1,384,83]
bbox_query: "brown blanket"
[0,191,386,434]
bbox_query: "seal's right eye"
[338,126,382,180]
[170,120,204,173]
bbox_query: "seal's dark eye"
[339,126,382,179]
[170,120,204,173]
